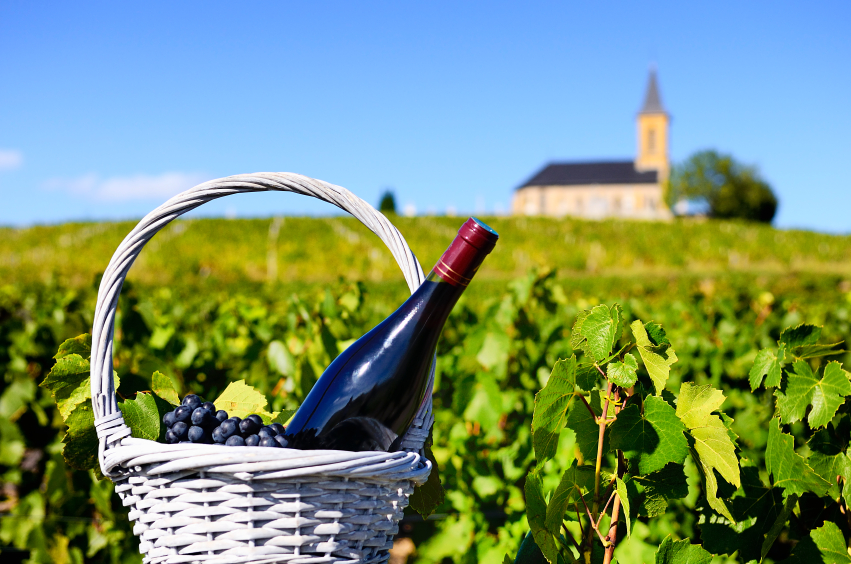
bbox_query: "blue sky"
[1,1,849,231]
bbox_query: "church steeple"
[635,66,670,179]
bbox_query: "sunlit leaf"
[631,320,677,395]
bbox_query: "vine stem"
[602,451,626,564]
[586,377,614,559]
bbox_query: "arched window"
[647,128,656,154]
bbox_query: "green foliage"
[609,396,688,475]
[666,149,778,222]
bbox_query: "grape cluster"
[162,394,289,448]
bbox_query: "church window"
[648,128,656,154]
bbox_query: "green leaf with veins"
[806,425,851,502]
[654,535,712,564]
[633,463,689,517]
[118,392,163,442]
[765,417,829,498]
[775,360,851,428]
[214,380,270,419]
[532,356,581,464]
[564,394,602,464]
[62,400,98,471]
[578,304,622,361]
[607,353,638,388]
[779,323,821,347]
[525,468,559,563]
[793,342,846,359]
[631,320,677,395]
[749,346,786,390]
[609,396,688,475]
[151,371,179,406]
[545,461,596,533]
[40,353,92,420]
[569,310,590,353]
[780,521,851,564]
[615,477,631,538]
[55,333,92,359]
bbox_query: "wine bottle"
[285,217,499,452]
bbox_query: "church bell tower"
[635,67,670,181]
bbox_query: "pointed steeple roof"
[639,67,666,115]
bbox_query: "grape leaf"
[615,477,631,538]
[749,346,786,390]
[759,493,797,561]
[214,381,270,419]
[779,323,821,347]
[654,535,712,564]
[525,468,559,564]
[62,400,98,471]
[410,429,445,518]
[807,425,851,503]
[607,353,638,388]
[775,360,851,429]
[632,463,689,517]
[564,395,601,464]
[631,320,677,395]
[765,417,830,498]
[569,310,590,352]
[545,461,596,533]
[532,356,582,465]
[118,392,163,442]
[40,353,92,421]
[609,396,688,475]
[779,521,851,564]
[794,342,846,360]
[55,333,92,359]
[577,304,622,361]
[151,371,179,406]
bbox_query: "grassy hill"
[2,215,850,305]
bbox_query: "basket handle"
[90,172,432,472]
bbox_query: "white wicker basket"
[90,173,434,564]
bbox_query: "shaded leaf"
[410,429,445,518]
[633,463,689,517]
[62,400,98,471]
[779,521,851,564]
[775,360,851,429]
[760,493,797,561]
[545,461,596,533]
[525,469,559,564]
[532,356,581,464]
[631,320,677,395]
[610,396,688,475]
[808,425,851,502]
[151,371,179,406]
[564,396,600,464]
[779,323,821,348]
[765,417,829,498]
[607,353,638,388]
[654,535,712,564]
[794,342,846,360]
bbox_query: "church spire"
[639,66,666,115]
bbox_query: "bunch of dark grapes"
[162,394,289,448]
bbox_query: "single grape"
[191,407,214,426]
[258,426,276,439]
[165,429,178,444]
[274,435,289,448]
[219,420,237,440]
[225,435,245,446]
[188,426,206,443]
[212,426,226,443]
[244,434,260,447]
[215,410,228,422]
[182,394,203,410]
[174,405,192,423]
[247,414,263,426]
[172,421,189,441]
[227,416,242,426]
[202,401,216,412]
[163,411,176,428]
[259,437,280,448]
[269,423,285,435]
[239,418,261,437]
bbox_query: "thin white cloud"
[0,149,23,171]
[44,172,209,202]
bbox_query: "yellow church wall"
[511,184,672,220]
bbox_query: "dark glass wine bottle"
[285,217,499,452]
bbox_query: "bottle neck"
[429,217,498,288]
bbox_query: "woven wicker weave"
[90,173,434,564]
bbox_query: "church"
[512,69,672,220]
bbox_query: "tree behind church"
[665,150,778,223]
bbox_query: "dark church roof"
[639,68,666,115]
[518,161,658,189]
